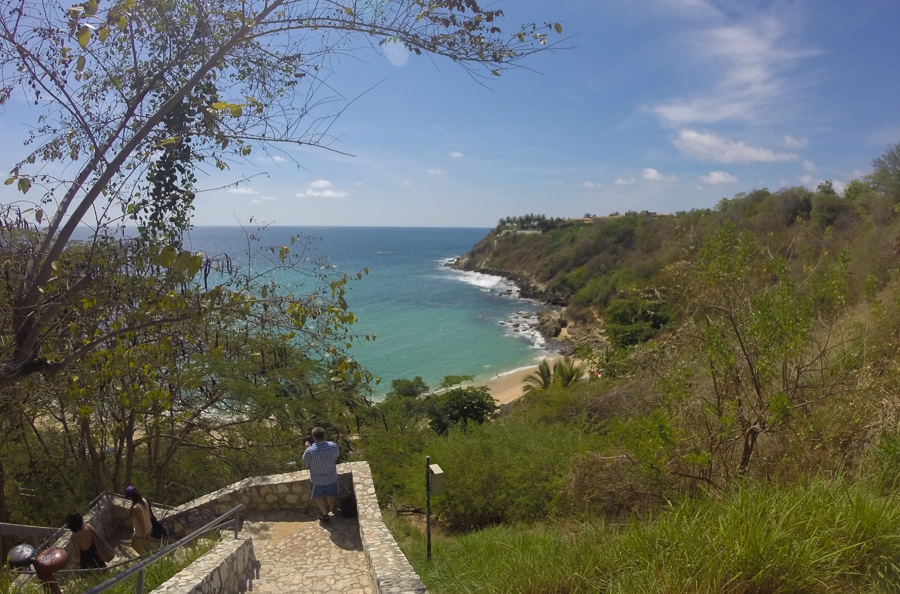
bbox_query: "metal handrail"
[31,491,119,556]
[80,503,245,594]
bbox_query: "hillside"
[419,146,900,501]
[360,145,900,592]
[450,178,900,353]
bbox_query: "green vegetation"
[0,0,561,537]
[523,356,586,391]
[362,141,900,592]
[393,476,900,593]
[2,4,900,588]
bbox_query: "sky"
[3,0,900,228]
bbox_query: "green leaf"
[230,105,243,118]
[174,250,193,274]
[77,25,91,49]
[554,23,563,34]
[4,177,15,186]
[344,7,354,16]
[76,55,86,72]
[187,254,202,278]
[97,27,109,42]
[17,178,31,194]
[35,209,43,224]
[159,245,178,268]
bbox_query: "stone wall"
[149,461,427,594]
[151,537,255,594]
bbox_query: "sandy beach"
[480,355,566,405]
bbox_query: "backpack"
[148,502,168,539]
[339,490,358,518]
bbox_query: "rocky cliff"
[447,253,608,354]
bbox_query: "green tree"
[387,377,430,399]
[675,224,858,484]
[551,356,585,388]
[523,359,553,392]
[426,380,496,435]
[872,141,900,196]
[0,0,562,387]
[604,297,671,348]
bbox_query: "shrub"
[424,419,595,531]
[425,386,496,435]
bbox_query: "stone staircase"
[51,462,427,594]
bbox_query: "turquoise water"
[182,227,553,396]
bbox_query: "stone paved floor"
[241,509,374,594]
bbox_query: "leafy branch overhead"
[0,0,562,385]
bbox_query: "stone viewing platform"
[50,461,427,594]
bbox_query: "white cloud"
[581,181,601,189]
[449,151,464,159]
[642,168,676,182]
[615,177,636,186]
[297,179,349,199]
[674,129,798,163]
[226,187,258,195]
[803,160,817,173]
[653,15,817,126]
[784,135,808,148]
[427,168,444,175]
[700,171,738,186]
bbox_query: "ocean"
[180,226,554,397]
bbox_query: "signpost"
[426,456,444,560]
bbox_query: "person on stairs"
[302,426,340,522]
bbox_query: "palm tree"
[523,359,553,392]
[552,357,585,388]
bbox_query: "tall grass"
[392,476,900,593]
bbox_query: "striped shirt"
[302,440,340,486]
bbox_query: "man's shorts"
[310,481,339,499]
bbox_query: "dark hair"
[66,511,84,532]
[124,485,142,503]
[311,426,326,441]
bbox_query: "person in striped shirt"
[302,426,341,522]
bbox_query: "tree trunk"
[81,417,107,494]
[738,423,761,475]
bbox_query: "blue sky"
[3,0,900,228]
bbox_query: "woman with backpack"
[124,485,166,554]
